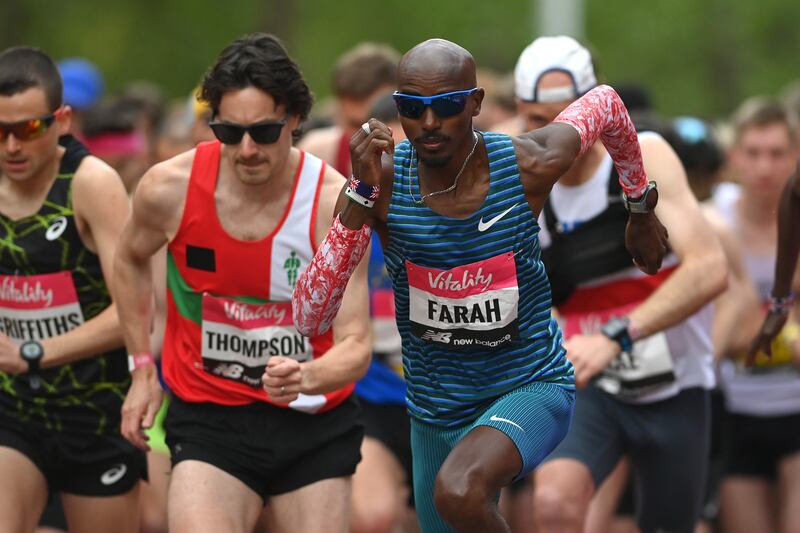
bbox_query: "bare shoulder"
[297,126,342,165]
[319,157,347,207]
[639,133,692,198]
[132,149,195,229]
[71,154,125,196]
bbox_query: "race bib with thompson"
[0,272,85,342]
[201,294,313,388]
[406,252,519,350]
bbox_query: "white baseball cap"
[514,36,597,103]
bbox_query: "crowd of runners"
[0,31,798,533]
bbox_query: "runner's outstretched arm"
[749,163,800,359]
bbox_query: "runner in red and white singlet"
[114,34,371,533]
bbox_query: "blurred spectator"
[57,57,103,136]
[473,68,516,131]
[299,42,399,174]
[187,85,214,145]
[154,101,193,162]
[713,97,800,533]
[669,116,725,201]
[119,81,167,163]
[368,91,404,145]
[82,97,149,193]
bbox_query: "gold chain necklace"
[409,131,479,205]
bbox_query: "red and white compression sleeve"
[292,215,372,337]
[553,84,648,198]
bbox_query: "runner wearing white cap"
[515,36,728,533]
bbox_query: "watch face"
[20,341,43,360]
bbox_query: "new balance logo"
[477,203,519,232]
[421,330,452,343]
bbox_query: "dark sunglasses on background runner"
[393,88,479,119]
[208,119,287,145]
[0,108,63,142]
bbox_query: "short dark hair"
[81,97,140,137]
[200,33,313,129]
[0,46,62,111]
[332,43,399,99]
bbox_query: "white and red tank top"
[713,183,800,416]
[163,141,350,413]
[540,133,715,404]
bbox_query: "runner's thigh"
[0,445,48,533]
[168,460,263,533]
[263,477,351,533]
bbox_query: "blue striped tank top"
[385,132,574,427]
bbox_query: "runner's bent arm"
[625,136,728,336]
[566,136,728,387]
[298,167,372,392]
[293,120,394,336]
[517,85,668,274]
[38,156,130,368]
[749,164,800,357]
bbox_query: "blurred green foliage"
[3,0,798,119]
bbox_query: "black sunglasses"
[392,88,478,119]
[208,119,287,145]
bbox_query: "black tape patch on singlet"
[186,245,216,272]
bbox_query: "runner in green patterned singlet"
[0,47,144,533]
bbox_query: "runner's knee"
[533,483,586,532]
[351,495,400,533]
[433,465,492,523]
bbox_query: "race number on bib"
[562,306,676,399]
[406,252,519,350]
[0,272,84,341]
[201,294,313,388]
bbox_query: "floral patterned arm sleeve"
[292,215,372,337]
[553,84,648,198]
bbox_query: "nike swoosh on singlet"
[477,203,519,232]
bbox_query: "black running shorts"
[544,386,710,533]
[360,398,414,504]
[723,411,800,479]
[0,412,146,497]
[165,394,364,501]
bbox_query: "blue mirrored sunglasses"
[392,88,478,119]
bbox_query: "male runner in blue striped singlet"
[293,39,669,533]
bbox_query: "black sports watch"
[600,317,633,353]
[19,340,44,390]
[622,181,658,214]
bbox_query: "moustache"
[236,157,267,166]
